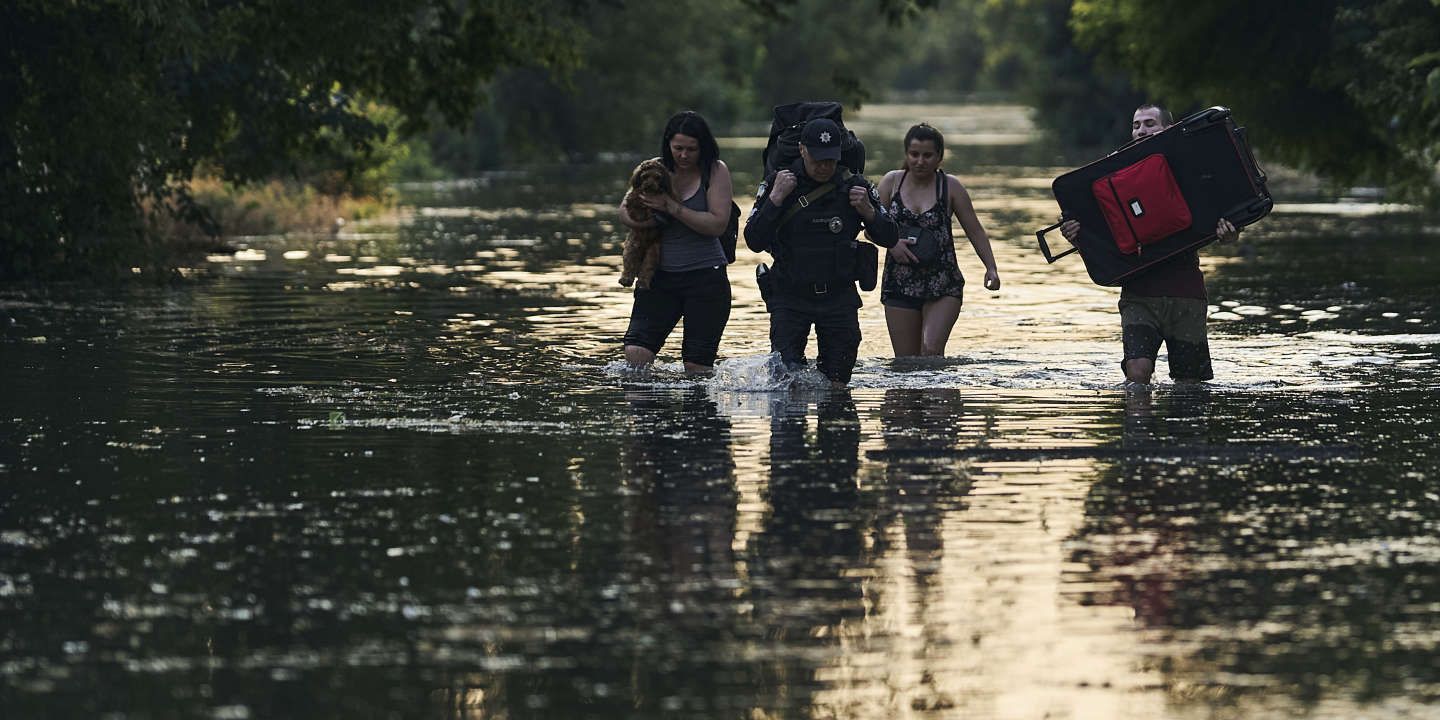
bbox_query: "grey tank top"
[659,168,727,272]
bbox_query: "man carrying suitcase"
[1061,103,1240,384]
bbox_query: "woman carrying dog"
[617,110,735,374]
[876,123,1001,357]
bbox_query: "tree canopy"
[0,0,585,278]
[424,0,960,174]
[1070,0,1440,202]
[5,0,1439,278]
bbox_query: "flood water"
[4,104,1440,719]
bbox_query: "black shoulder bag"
[896,170,948,265]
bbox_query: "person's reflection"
[749,389,866,712]
[870,388,976,710]
[1084,385,1440,705]
[1075,385,1219,629]
[874,388,975,572]
[625,387,739,591]
[619,387,743,713]
[437,388,744,719]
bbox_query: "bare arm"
[873,170,897,209]
[950,175,1000,290]
[688,160,734,237]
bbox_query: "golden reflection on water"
[818,464,1161,719]
[711,390,1169,719]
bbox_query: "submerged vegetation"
[2,0,1437,279]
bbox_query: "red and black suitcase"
[1035,106,1272,286]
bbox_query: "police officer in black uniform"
[744,118,899,386]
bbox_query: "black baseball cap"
[800,118,842,161]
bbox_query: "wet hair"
[660,110,721,172]
[1134,103,1174,126]
[902,123,945,167]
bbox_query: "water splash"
[707,352,792,392]
[600,358,694,382]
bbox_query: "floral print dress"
[881,170,966,303]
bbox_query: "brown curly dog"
[619,158,675,289]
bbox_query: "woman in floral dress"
[874,123,1001,357]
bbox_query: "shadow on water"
[4,102,1440,718]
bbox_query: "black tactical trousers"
[768,289,862,384]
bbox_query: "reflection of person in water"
[1092,389,1438,706]
[874,389,973,573]
[871,388,979,710]
[1072,386,1219,629]
[749,390,866,711]
[1066,386,1405,706]
[623,388,738,589]
[613,388,743,712]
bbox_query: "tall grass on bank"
[150,176,393,246]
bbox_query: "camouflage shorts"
[1118,295,1213,381]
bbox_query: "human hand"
[848,185,868,210]
[889,237,917,264]
[1060,219,1080,242]
[769,171,796,204]
[983,268,1000,291]
[639,193,676,215]
[849,185,874,219]
[1216,218,1239,243]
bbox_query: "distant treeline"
[409,0,1146,174]
[3,0,1437,278]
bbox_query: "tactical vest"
[772,169,864,289]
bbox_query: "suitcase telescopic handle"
[1234,126,1267,184]
[1036,220,1080,264]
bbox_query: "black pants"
[769,291,862,384]
[622,266,731,367]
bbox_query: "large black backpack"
[762,101,866,177]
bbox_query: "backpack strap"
[777,169,853,226]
